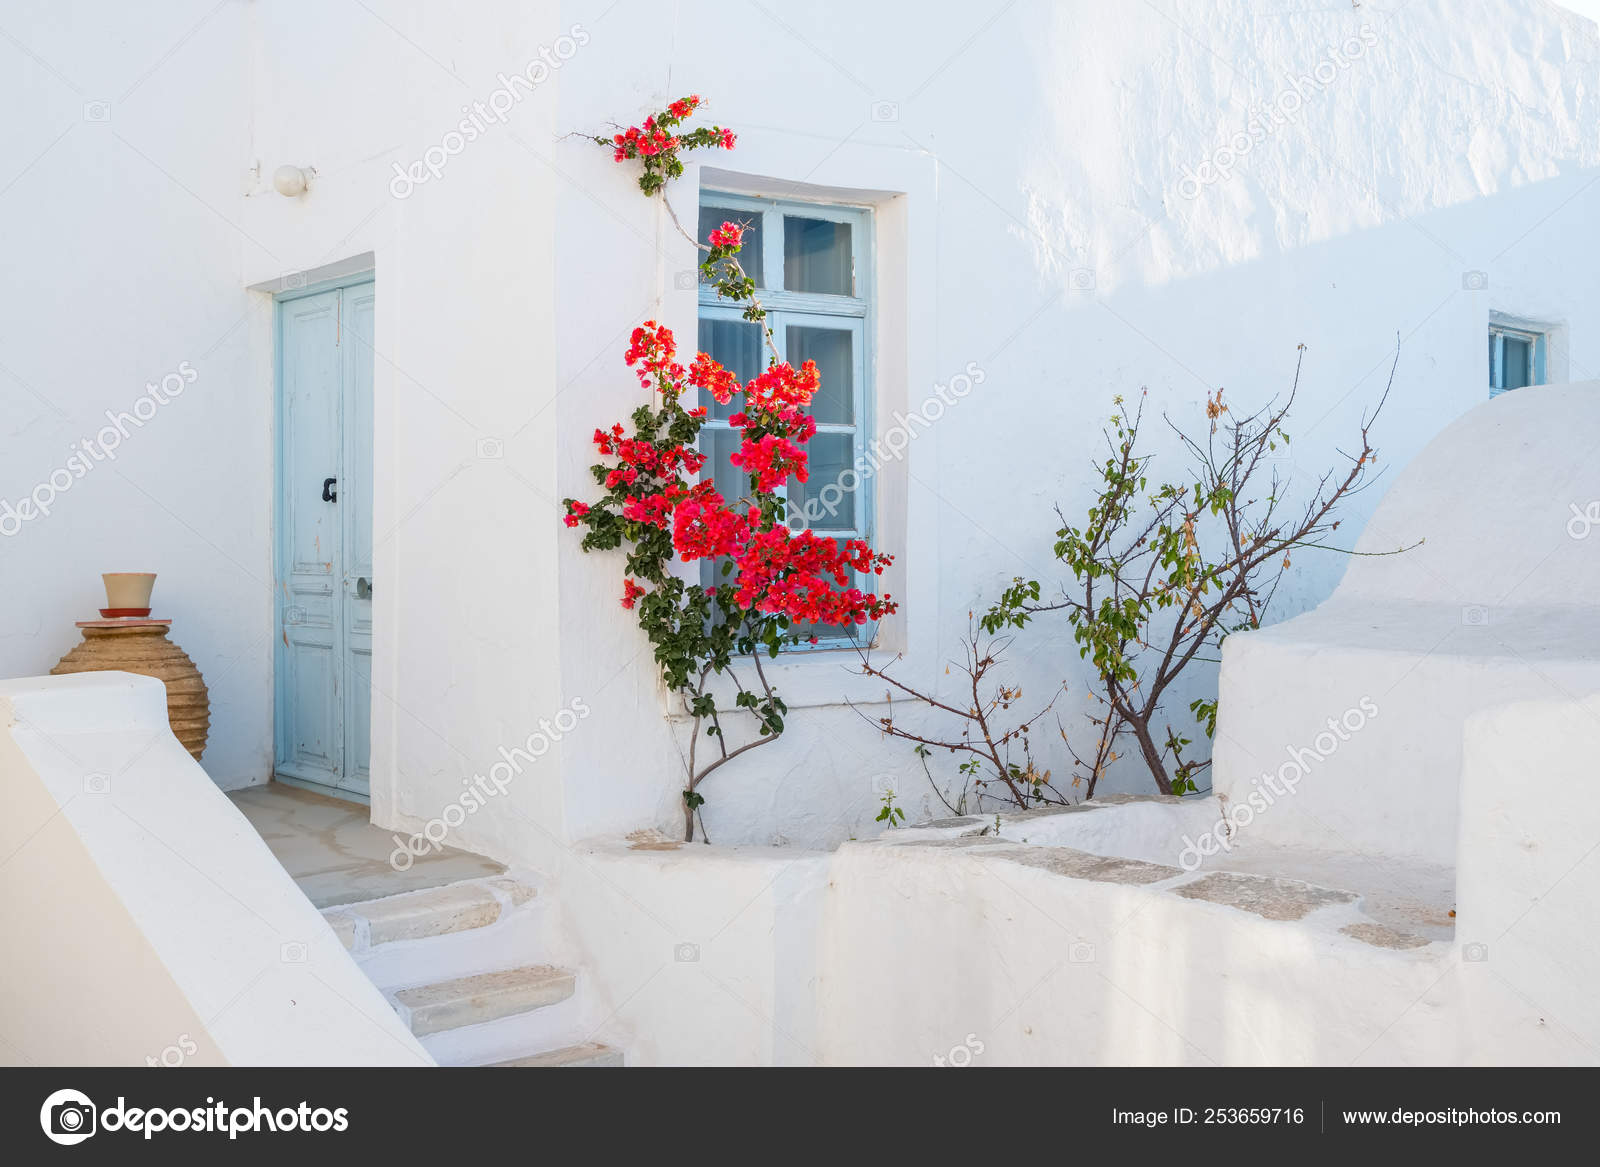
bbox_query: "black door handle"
[322,477,337,502]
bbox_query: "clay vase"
[103,572,157,609]
[52,624,210,760]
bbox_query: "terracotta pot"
[53,623,209,760]
[103,572,157,610]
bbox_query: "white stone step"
[392,965,575,1037]
[488,1042,624,1068]
[321,876,536,954]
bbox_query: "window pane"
[705,428,748,504]
[698,317,762,420]
[1489,333,1498,388]
[1503,337,1531,390]
[788,433,857,532]
[699,206,763,287]
[786,325,853,425]
[783,216,852,294]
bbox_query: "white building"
[3,0,1598,1067]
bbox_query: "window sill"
[668,644,896,714]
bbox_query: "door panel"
[277,290,344,789]
[341,284,376,790]
[276,279,374,800]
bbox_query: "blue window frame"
[696,192,876,645]
[1489,323,1546,397]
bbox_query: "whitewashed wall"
[551,0,1600,848]
[2,2,1597,857]
[239,0,571,859]
[0,2,265,788]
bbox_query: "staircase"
[320,874,622,1067]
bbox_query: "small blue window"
[1489,324,1546,396]
[696,192,875,646]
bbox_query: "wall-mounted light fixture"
[272,165,316,197]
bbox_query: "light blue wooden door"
[276,279,375,800]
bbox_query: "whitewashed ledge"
[0,671,431,1067]
[562,750,1600,1065]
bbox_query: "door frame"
[272,267,377,805]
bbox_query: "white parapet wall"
[561,783,1600,1065]
[1454,693,1600,1054]
[0,672,430,1067]
[557,838,830,1066]
[1212,384,1600,867]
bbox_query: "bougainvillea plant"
[567,97,897,841]
[592,94,737,196]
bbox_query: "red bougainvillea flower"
[688,352,740,405]
[708,221,744,249]
[563,500,591,528]
[774,408,817,444]
[625,321,686,394]
[671,482,754,562]
[621,578,647,609]
[621,483,688,530]
[743,360,820,414]
[729,433,809,492]
[722,527,895,625]
[610,97,709,166]
[718,128,736,150]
